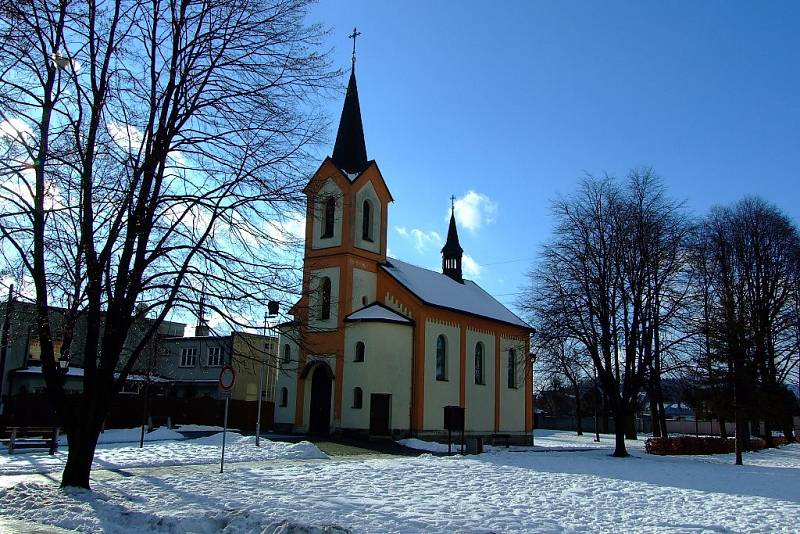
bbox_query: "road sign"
[218,364,236,391]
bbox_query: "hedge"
[644,435,788,455]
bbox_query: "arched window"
[279,387,288,407]
[474,342,484,385]
[353,387,363,409]
[508,349,517,388]
[355,341,365,362]
[362,199,372,241]
[319,277,331,320]
[322,197,336,238]
[283,344,291,363]
[436,335,447,381]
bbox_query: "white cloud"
[395,226,442,253]
[462,253,482,279]
[449,190,498,232]
[409,229,442,253]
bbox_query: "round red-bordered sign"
[219,364,236,390]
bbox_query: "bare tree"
[693,198,800,461]
[522,169,690,457]
[0,0,336,488]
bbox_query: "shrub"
[644,435,786,455]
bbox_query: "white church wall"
[350,268,377,311]
[274,328,301,427]
[311,178,343,249]
[308,266,340,331]
[353,180,382,254]
[341,322,413,431]
[465,329,496,432]
[499,336,527,432]
[423,319,461,431]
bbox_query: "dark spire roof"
[331,66,368,175]
[441,207,463,255]
[442,205,464,283]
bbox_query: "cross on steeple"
[450,195,456,211]
[349,27,362,65]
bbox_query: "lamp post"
[593,362,601,442]
[255,301,279,446]
[529,350,537,447]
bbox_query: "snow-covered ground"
[1,428,326,475]
[2,430,799,532]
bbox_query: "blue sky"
[307,0,800,313]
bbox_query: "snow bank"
[1,432,327,475]
[1,482,348,534]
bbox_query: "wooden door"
[309,367,332,435]
[369,394,391,436]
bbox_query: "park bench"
[4,426,60,455]
[491,433,511,448]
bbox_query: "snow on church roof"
[381,258,533,331]
[345,302,413,324]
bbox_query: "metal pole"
[255,313,268,447]
[220,395,229,473]
[593,362,600,442]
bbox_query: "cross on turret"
[349,27,362,64]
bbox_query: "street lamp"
[255,301,279,446]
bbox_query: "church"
[274,52,534,443]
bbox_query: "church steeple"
[442,198,464,283]
[331,28,368,175]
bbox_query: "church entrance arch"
[303,362,333,435]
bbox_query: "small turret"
[441,199,464,283]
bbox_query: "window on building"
[508,349,517,388]
[319,277,332,320]
[355,341,365,362]
[474,342,484,385]
[279,387,288,407]
[436,335,447,381]
[283,344,291,363]
[180,347,197,367]
[321,197,336,238]
[362,200,373,241]
[353,387,363,409]
[207,347,222,367]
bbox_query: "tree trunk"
[612,408,629,457]
[648,370,660,438]
[61,417,102,489]
[782,419,795,444]
[573,382,583,436]
[718,416,728,439]
[625,412,637,440]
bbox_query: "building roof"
[345,302,413,325]
[381,258,533,331]
[331,67,368,175]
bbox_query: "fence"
[1,392,274,433]
[538,414,738,437]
